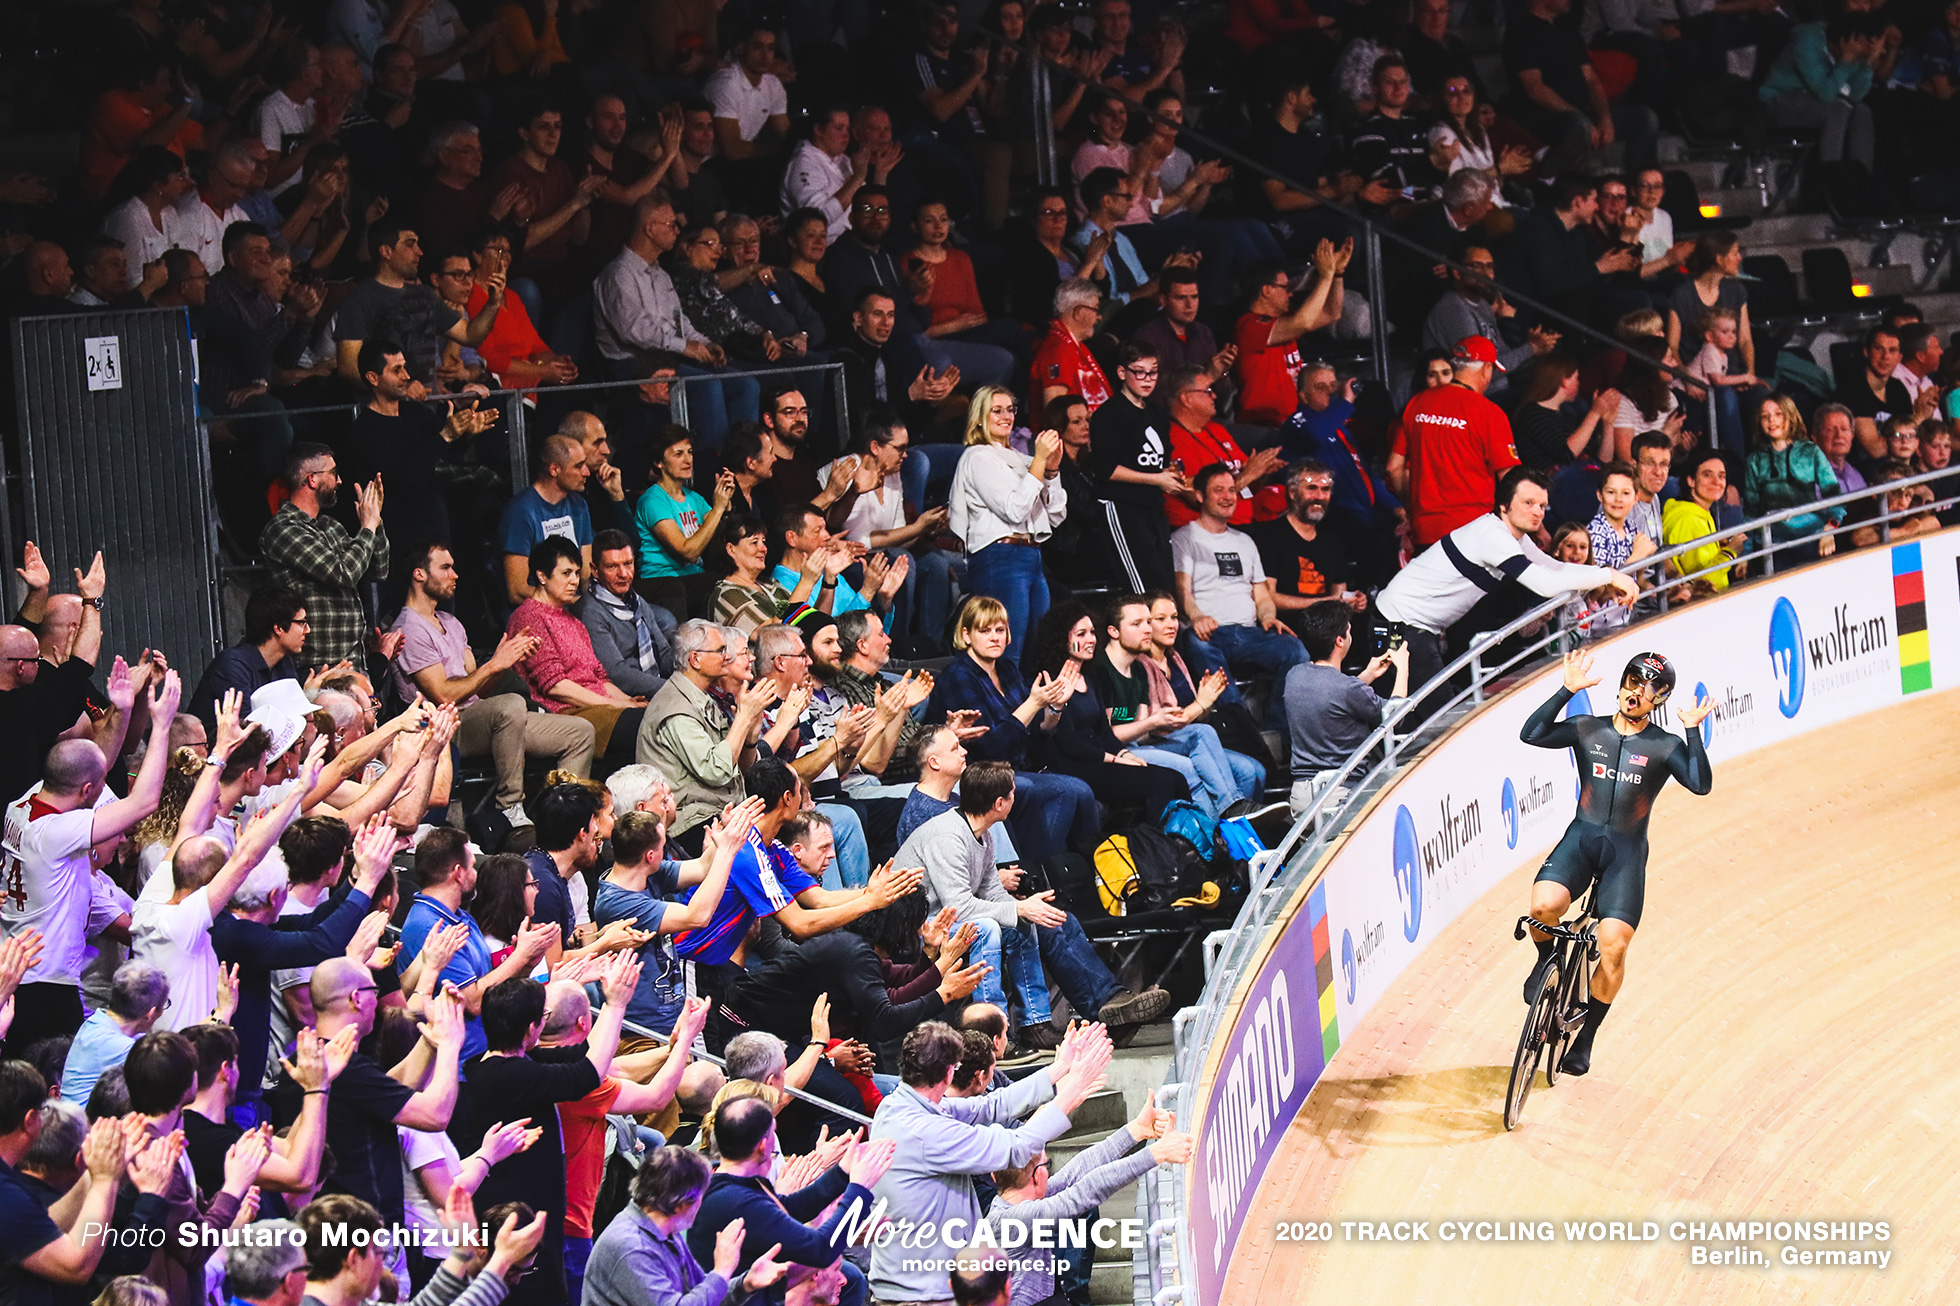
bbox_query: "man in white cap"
[1386,334,1521,551]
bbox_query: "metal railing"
[1138,467,1959,1304]
[198,362,849,515]
[378,916,876,1130]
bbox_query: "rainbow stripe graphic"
[1892,543,1931,694]
[1308,882,1340,1061]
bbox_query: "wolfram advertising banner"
[1184,536,1960,1303]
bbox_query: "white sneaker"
[500,802,532,828]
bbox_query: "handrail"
[1149,466,1957,1302]
[605,1008,877,1129]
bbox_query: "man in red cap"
[1386,335,1519,548]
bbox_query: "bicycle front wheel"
[1548,944,1592,1083]
[1504,969,1556,1130]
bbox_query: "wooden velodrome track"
[1220,689,1960,1303]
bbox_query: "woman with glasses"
[949,385,1069,669]
[1007,184,1110,328]
[473,853,546,972]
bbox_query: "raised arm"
[1521,652,1593,749]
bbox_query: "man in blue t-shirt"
[499,432,595,604]
[395,827,554,1060]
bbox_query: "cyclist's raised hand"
[1675,692,1716,730]
[1561,650,1600,694]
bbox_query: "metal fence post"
[1033,57,1057,187]
[1365,223,1389,383]
[505,397,529,494]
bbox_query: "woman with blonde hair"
[1743,392,1844,556]
[927,595,1095,861]
[948,386,1069,670]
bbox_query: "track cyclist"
[1518,650,1714,1075]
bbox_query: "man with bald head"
[537,986,708,1302]
[7,243,80,317]
[130,771,303,1032]
[559,410,636,537]
[499,433,594,604]
[690,1093,889,1306]
[2,669,180,1050]
[311,955,467,1225]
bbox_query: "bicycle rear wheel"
[1504,964,1557,1130]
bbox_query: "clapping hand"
[15,541,48,594]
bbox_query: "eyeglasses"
[854,204,890,215]
[1036,207,1068,219]
[5,656,35,667]
[1124,366,1159,378]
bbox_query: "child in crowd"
[1584,464,1655,632]
[1686,307,1758,458]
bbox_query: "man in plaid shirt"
[259,442,390,665]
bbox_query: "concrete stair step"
[1068,1087,1130,1134]
[1090,1258,1133,1303]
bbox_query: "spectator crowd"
[2,0,1959,1302]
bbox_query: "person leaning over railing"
[1375,466,1637,693]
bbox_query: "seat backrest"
[1742,254,1797,317]
[1828,338,1865,393]
[1802,247,1856,312]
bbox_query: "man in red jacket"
[1386,335,1519,548]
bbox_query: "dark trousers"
[7,983,82,1055]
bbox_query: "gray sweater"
[984,1125,1161,1306]
[895,808,1019,930]
[868,1073,1070,1302]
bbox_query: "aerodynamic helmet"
[1621,651,1676,703]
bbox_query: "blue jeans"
[817,801,869,888]
[1010,770,1099,860]
[1146,723,1264,808]
[1205,623,1308,728]
[1130,746,1216,819]
[884,546,964,648]
[915,330,1016,391]
[907,443,966,503]
[606,357,758,455]
[967,541,1048,670]
[1032,911,1120,1018]
[971,915,1053,1025]
[564,1235,591,1306]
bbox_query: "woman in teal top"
[1758,13,1882,173]
[634,424,734,619]
[1743,393,1844,556]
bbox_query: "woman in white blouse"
[101,148,195,291]
[1427,79,1532,211]
[948,383,1069,670]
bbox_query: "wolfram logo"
[1339,920,1384,1006]
[1769,597,1805,718]
[1502,775,1557,851]
[1392,806,1422,942]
